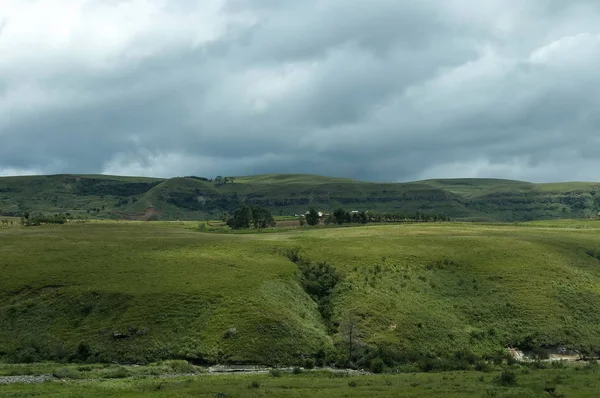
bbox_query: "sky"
[1,0,600,182]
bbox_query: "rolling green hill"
[3,221,600,368]
[1,174,600,221]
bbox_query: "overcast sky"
[1,1,600,182]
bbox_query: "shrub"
[475,361,493,372]
[168,360,196,374]
[269,369,282,377]
[303,358,316,369]
[370,358,385,374]
[248,380,260,389]
[551,360,566,369]
[52,368,81,379]
[293,367,302,374]
[14,347,40,364]
[104,366,130,379]
[284,248,303,264]
[584,359,598,370]
[348,380,358,388]
[73,342,91,362]
[496,369,517,386]
[531,347,550,360]
[223,328,238,339]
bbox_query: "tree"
[226,206,252,229]
[333,208,348,225]
[214,176,225,185]
[20,211,30,226]
[298,217,306,227]
[358,211,368,224]
[324,215,335,225]
[305,208,320,226]
[251,205,276,229]
[341,313,360,366]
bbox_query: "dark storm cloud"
[1,0,600,181]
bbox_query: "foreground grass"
[3,366,600,397]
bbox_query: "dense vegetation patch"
[73,179,161,196]
[226,205,276,229]
[285,249,341,328]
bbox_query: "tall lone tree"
[305,208,321,226]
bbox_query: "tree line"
[302,208,450,226]
[20,212,68,226]
[184,176,235,185]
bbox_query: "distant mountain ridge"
[1,173,599,222]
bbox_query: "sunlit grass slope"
[3,221,600,365]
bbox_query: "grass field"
[3,220,600,368]
[3,365,600,397]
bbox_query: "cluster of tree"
[361,211,450,223]
[214,176,235,185]
[182,175,236,185]
[301,208,450,227]
[21,212,68,226]
[226,205,276,230]
[185,176,212,182]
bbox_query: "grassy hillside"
[1,174,600,221]
[3,221,600,367]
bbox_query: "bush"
[285,248,303,264]
[52,368,81,379]
[167,360,196,374]
[104,366,130,379]
[293,367,302,374]
[269,369,282,377]
[551,360,566,369]
[73,342,91,362]
[370,358,385,374]
[475,361,493,373]
[303,358,316,369]
[584,359,598,370]
[223,328,238,339]
[348,380,358,388]
[496,369,517,386]
[248,380,260,389]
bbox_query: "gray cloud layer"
[1,0,600,181]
